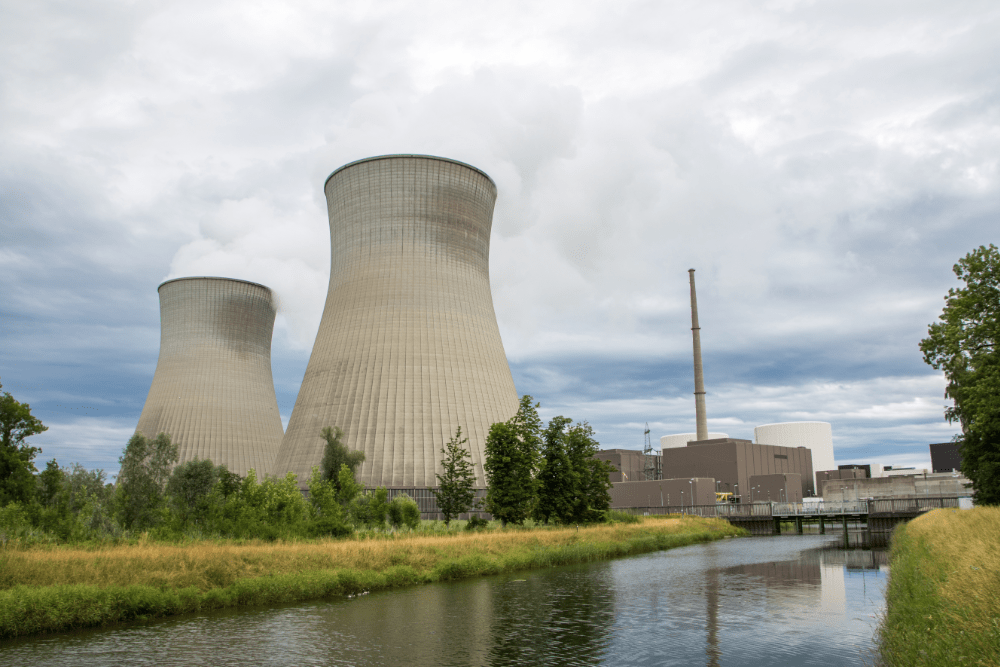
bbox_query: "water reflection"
[0,536,884,667]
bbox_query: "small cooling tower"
[755,422,835,477]
[660,433,729,450]
[273,155,519,490]
[135,277,284,476]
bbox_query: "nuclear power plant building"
[273,155,520,492]
[135,277,285,476]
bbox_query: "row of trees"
[920,243,1000,504]
[2,374,612,540]
[433,395,615,526]
[1,398,421,541]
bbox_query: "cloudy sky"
[2,0,997,477]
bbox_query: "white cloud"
[2,0,997,469]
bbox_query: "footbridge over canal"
[622,496,966,547]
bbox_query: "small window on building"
[774,454,787,460]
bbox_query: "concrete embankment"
[878,507,1000,667]
[0,516,744,639]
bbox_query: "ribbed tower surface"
[274,155,520,489]
[136,277,284,476]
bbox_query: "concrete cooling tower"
[135,277,284,476]
[755,422,835,478]
[274,155,520,490]
[660,433,729,450]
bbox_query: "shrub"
[604,509,640,524]
[465,515,490,531]
[388,494,420,529]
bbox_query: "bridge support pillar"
[842,516,850,548]
[795,516,803,534]
[819,516,825,534]
[774,518,781,535]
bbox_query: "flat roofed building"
[595,449,661,483]
[929,442,962,473]
[748,473,803,503]
[662,438,815,501]
[609,478,716,509]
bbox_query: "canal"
[0,535,886,666]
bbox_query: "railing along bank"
[617,496,965,518]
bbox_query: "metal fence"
[616,496,967,519]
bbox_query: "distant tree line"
[1,378,612,543]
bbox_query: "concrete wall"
[816,468,865,492]
[662,438,815,501]
[136,277,284,477]
[609,478,716,509]
[820,474,973,500]
[821,476,915,501]
[274,155,520,489]
[748,473,803,503]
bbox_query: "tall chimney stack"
[689,269,709,441]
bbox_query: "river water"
[0,535,886,666]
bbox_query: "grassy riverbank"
[0,515,743,639]
[878,507,1000,667]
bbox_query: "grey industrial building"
[609,478,716,509]
[816,467,866,491]
[273,155,520,495]
[596,449,662,483]
[135,277,284,476]
[662,438,815,501]
[929,442,962,473]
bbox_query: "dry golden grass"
[0,515,727,592]
[903,507,1000,631]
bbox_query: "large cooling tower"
[135,277,284,476]
[660,432,729,450]
[274,155,520,489]
[755,422,835,476]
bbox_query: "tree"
[320,426,365,489]
[432,426,478,525]
[920,244,1000,504]
[0,379,47,505]
[483,395,542,526]
[166,459,219,524]
[565,421,615,522]
[535,416,575,524]
[114,432,179,530]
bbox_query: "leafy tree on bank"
[320,426,366,490]
[433,426,478,525]
[564,421,615,522]
[484,395,542,526]
[920,244,1000,504]
[535,416,575,524]
[114,432,178,530]
[166,459,220,525]
[0,379,47,505]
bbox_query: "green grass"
[0,516,745,639]
[878,508,1000,667]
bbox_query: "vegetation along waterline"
[0,515,744,639]
[878,507,1000,667]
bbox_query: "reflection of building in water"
[820,561,846,614]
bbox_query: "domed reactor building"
[135,277,284,476]
[274,155,520,504]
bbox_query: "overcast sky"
[3,0,998,477]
